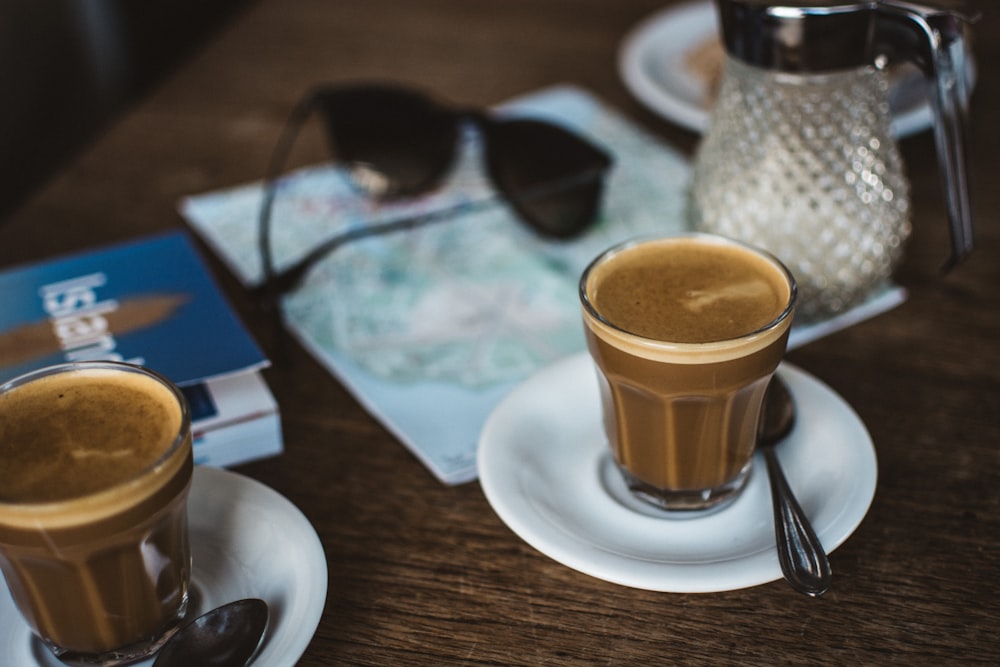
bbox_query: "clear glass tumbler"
[0,361,193,666]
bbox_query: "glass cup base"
[44,595,188,667]
[617,462,752,516]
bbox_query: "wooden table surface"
[2,1,997,664]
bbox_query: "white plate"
[478,354,877,593]
[0,466,327,666]
[618,0,957,138]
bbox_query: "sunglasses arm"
[250,195,504,300]
[253,167,611,301]
[257,92,323,300]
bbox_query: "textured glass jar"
[690,57,912,322]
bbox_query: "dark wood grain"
[2,1,997,664]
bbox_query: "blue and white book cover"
[0,230,268,386]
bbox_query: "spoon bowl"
[758,375,832,597]
[152,598,269,667]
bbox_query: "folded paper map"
[181,86,903,484]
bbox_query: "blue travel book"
[0,230,268,385]
[0,231,281,467]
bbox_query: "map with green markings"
[181,86,902,484]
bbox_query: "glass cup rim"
[579,232,798,349]
[0,360,192,511]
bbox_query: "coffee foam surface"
[0,367,187,529]
[582,237,793,364]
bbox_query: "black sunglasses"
[255,83,614,302]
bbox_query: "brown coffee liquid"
[582,237,794,502]
[0,366,192,656]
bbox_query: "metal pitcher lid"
[716,0,878,71]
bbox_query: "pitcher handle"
[877,1,980,270]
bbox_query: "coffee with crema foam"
[0,363,192,662]
[581,235,795,511]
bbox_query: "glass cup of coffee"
[580,234,796,513]
[0,361,194,665]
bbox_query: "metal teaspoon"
[758,376,832,597]
[152,598,269,667]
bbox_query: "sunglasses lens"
[311,85,460,198]
[483,119,611,238]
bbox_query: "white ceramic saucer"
[478,354,877,593]
[0,466,327,666]
[618,0,954,138]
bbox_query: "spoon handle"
[763,448,832,597]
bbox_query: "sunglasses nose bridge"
[460,107,490,124]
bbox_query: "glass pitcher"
[689,0,978,321]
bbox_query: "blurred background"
[0,0,252,223]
